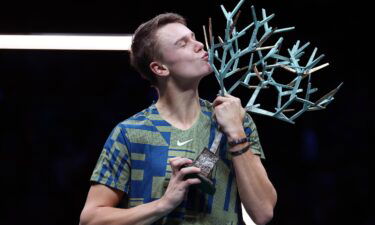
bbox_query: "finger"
[224,94,241,104]
[177,166,201,180]
[169,157,181,174]
[212,96,229,107]
[233,97,242,105]
[182,178,201,188]
[169,157,181,163]
[170,158,193,174]
[221,94,241,104]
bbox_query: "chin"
[205,67,214,76]
[198,69,212,78]
[203,63,213,75]
[204,70,213,77]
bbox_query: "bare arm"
[80,157,201,225]
[213,95,277,225]
[229,135,277,225]
[79,184,166,225]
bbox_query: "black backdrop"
[0,0,372,224]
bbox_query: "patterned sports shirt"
[90,99,265,224]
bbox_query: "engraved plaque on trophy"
[184,131,223,195]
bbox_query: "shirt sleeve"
[243,113,265,159]
[90,124,131,193]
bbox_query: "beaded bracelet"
[228,137,249,146]
[230,143,251,157]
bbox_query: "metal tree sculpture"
[204,0,343,124]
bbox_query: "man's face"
[155,22,212,81]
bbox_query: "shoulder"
[104,105,157,143]
[103,105,157,148]
[116,105,156,130]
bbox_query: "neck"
[155,81,201,130]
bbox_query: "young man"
[80,13,277,225]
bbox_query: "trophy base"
[183,147,219,195]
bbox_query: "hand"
[160,157,201,212]
[213,94,246,139]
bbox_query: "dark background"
[0,0,372,224]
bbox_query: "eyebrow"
[174,32,195,45]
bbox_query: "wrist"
[226,129,246,142]
[156,197,174,215]
[229,142,251,156]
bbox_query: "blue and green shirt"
[90,99,265,224]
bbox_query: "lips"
[202,52,209,61]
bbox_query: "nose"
[194,40,204,52]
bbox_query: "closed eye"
[177,40,187,47]
[174,32,195,47]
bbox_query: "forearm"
[233,149,276,213]
[212,94,276,223]
[80,198,171,225]
[229,133,277,224]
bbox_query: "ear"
[150,61,169,77]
